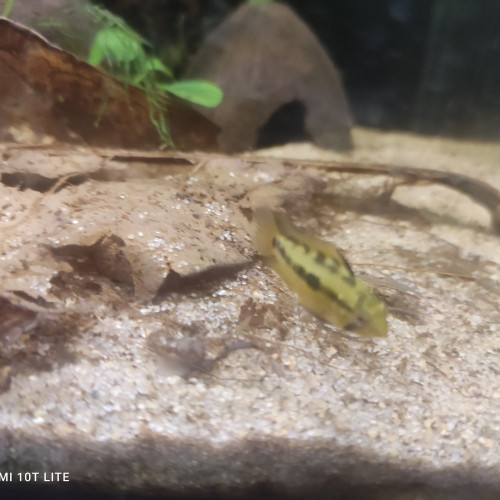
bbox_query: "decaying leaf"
[0,18,219,150]
[237,297,272,330]
[0,293,62,382]
[0,295,39,350]
[1,148,329,314]
[49,233,135,292]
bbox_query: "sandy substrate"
[1,129,500,498]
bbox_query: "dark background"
[96,0,500,141]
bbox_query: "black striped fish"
[253,208,388,338]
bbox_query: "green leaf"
[131,57,173,87]
[88,36,106,66]
[89,27,143,66]
[158,80,223,108]
[2,0,15,18]
[145,57,173,79]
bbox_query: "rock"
[185,2,353,153]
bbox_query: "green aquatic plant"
[87,6,223,145]
[2,0,15,17]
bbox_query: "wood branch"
[307,160,500,233]
[102,149,500,234]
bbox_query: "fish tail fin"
[253,206,278,256]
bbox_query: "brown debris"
[0,365,11,394]
[0,295,39,347]
[147,331,259,378]
[185,2,352,153]
[49,234,135,292]
[0,294,58,379]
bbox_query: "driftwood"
[98,148,500,235]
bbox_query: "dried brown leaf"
[0,18,219,150]
[49,233,134,291]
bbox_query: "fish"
[253,207,388,338]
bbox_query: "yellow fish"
[253,208,388,338]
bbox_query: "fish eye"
[345,313,368,331]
